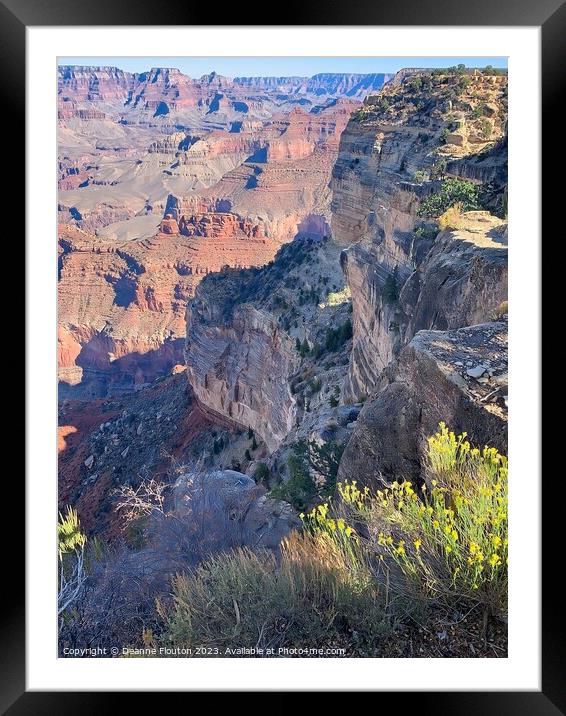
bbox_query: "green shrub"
[408,75,423,91]
[417,177,482,218]
[414,225,439,241]
[472,102,487,119]
[430,159,447,180]
[479,117,492,139]
[270,439,344,510]
[253,462,270,484]
[329,388,340,408]
[270,444,317,511]
[482,65,505,76]
[309,378,322,395]
[58,506,86,558]
[383,267,399,304]
[324,319,352,352]
[412,170,428,183]
[298,337,310,358]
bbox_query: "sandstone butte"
[58,67,508,546]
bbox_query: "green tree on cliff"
[417,178,481,218]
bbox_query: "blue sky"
[58,56,507,78]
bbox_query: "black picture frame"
[11,0,556,707]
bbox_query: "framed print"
[11,0,556,707]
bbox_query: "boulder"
[173,469,300,549]
[338,320,508,486]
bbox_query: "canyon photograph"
[57,57,509,659]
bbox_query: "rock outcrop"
[58,220,281,397]
[185,237,352,453]
[58,65,134,102]
[331,68,508,402]
[58,66,390,124]
[342,211,508,400]
[173,470,300,549]
[233,73,394,98]
[338,320,508,485]
[186,283,299,452]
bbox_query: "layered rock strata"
[331,69,508,401]
[342,211,508,401]
[58,220,281,398]
[58,69,367,396]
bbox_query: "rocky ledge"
[343,211,508,401]
[338,319,508,486]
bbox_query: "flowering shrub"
[437,202,463,231]
[158,424,507,654]
[337,423,508,616]
[300,501,361,573]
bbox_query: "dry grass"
[160,531,389,655]
[493,300,508,320]
[438,202,463,231]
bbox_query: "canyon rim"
[58,57,509,659]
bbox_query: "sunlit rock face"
[330,69,508,402]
